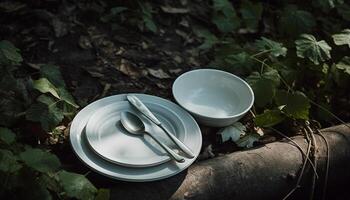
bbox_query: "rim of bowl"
[172,68,255,120]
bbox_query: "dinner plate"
[70,94,202,182]
[85,101,186,167]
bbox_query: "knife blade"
[127,95,195,158]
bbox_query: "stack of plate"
[69,93,202,182]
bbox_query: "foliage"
[332,29,350,47]
[0,41,103,199]
[295,34,332,65]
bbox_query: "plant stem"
[317,129,330,200]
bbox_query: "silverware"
[127,95,195,158]
[120,111,185,163]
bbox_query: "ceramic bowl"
[172,69,254,127]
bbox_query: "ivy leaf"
[240,0,263,30]
[236,133,260,148]
[279,5,316,36]
[335,56,350,75]
[0,149,21,173]
[218,122,246,142]
[40,64,66,87]
[275,90,310,120]
[255,109,285,127]
[0,40,23,66]
[193,28,219,49]
[33,78,60,99]
[255,37,287,57]
[295,34,332,65]
[58,170,97,200]
[247,69,280,107]
[20,148,61,173]
[26,96,64,131]
[0,127,16,144]
[332,29,350,48]
[212,0,239,32]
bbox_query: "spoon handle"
[147,132,185,163]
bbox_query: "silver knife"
[127,95,195,158]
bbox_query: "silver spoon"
[120,111,185,163]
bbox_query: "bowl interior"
[173,69,253,119]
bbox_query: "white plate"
[70,94,202,182]
[85,101,186,167]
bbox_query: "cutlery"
[120,111,185,163]
[127,95,195,158]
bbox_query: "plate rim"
[69,93,202,182]
[85,100,187,168]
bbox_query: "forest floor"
[1,0,350,192]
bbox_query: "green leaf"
[255,37,287,57]
[0,149,21,173]
[247,69,280,107]
[218,122,246,142]
[240,0,263,30]
[26,99,64,131]
[139,1,157,33]
[275,90,311,119]
[0,127,16,144]
[33,78,60,99]
[235,133,260,148]
[57,87,79,108]
[20,148,61,173]
[144,18,157,33]
[212,14,239,33]
[58,170,97,200]
[212,0,239,32]
[193,28,219,49]
[332,29,350,48]
[295,34,332,65]
[255,109,285,127]
[279,5,316,36]
[95,189,110,200]
[40,64,66,87]
[335,56,350,75]
[0,40,23,66]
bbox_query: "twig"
[269,127,318,177]
[282,128,312,200]
[316,129,330,200]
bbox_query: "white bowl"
[172,69,254,127]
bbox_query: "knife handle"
[160,124,195,158]
[147,132,185,163]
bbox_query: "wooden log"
[108,124,350,200]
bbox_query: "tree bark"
[108,124,350,200]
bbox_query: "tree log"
[108,124,350,200]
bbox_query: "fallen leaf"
[198,144,215,160]
[147,68,171,79]
[116,59,145,79]
[173,55,183,63]
[79,35,93,49]
[161,6,189,14]
[52,17,68,38]
[169,68,182,74]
